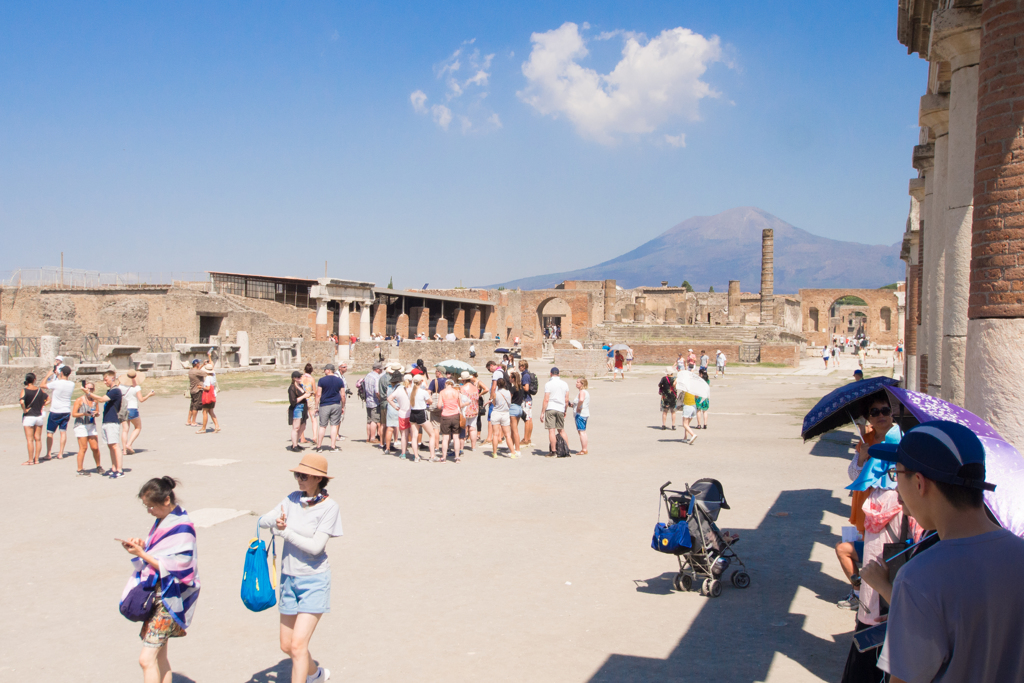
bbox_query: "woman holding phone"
[19,373,48,465]
[118,477,200,683]
[258,453,343,683]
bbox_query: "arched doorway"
[538,297,573,340]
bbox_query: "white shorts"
[22,415,45,428]
[74,423,98,439]
[682,405,697,419]
[490,412,510,427]
[522,399,532,421]
[102,423,121,445]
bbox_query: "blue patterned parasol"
[801,376,901,441]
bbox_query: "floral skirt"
[695,397,709,411]
[140,587,186,647]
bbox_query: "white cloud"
[518,22,725,145]
[410,90,428,114]
[412,40,501,134]
[664,133,687,147]
[432,104,452,130]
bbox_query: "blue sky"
[0,2,927,288]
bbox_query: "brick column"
[371,302,387,336]
[933,5,983,405]
[452,308,466,338]
[469,307,482,338]
[395,313,409,339]
[760,229,775,324]
[435,317,448,338]
[965,0,1024,446]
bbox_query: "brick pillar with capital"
[964,0,1024,446]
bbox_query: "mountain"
[488,207,903,293]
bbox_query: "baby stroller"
[656,479,751,597]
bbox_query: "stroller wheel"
[708,579,723,598]
[731,571,751,589]
[700,579,711,596]
[674,574,693,592]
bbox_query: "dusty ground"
[0,355,891,682]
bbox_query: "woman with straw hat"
[258,452,343,683]
[119,370,155,455]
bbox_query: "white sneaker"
[307,666,330,682]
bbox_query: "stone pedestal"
[0,346,9,365]
[220,344,241,368]
[435,317,448,338]
[483,310,497,339]
[395,314,410,339]
[633,297,646,322]
[410,307,430,337]
[40,335,61,367]
[359,304,371,341]
[99,345,143,371]
[174,344,216,369]
[372,304,387,337]
[236,331,250,367]
[965,319,1024,447]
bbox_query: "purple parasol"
[884,387,1024,538]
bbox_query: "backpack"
[658,376,676,399]
[241,524,277,612]
[356,378,366,401]
[524,371,539,396]
[555,433,571,458]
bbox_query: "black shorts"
[410,409,426,425]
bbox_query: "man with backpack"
[658,366,677,430]
[541,367,570,457]
[518,360,537,447]
[360,362,383,444]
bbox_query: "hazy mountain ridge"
[487,207,902,292]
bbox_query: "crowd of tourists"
[283,357,591,461]
[828,388,1024,681]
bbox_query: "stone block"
[40,335,60,367]
[236,331,250,367]
[98,345,143,371]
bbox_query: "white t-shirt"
[491,388,512,415]
[48,379,75,413]
[260,492,344,576]
[411,385,428,411]
[574,389,590,418]
[392,386,411,417]
[716,352,725,366]
[491,369,504,385]
[544,376,569,412]
[120,385,142,410]
[879,529,1024,682]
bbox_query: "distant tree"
[681,280,693,292]
[879,283,898,290]
[709,285,715,293]
[387,277,394,289]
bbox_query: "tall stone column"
[469,307,482,338]
[760,229,774,325]
[452,308,466,338]
[371,303,387,337]
[965,0,1024,447]
[315,299,329,341]
[905,179,925,391]
[727,280,741,323]
[912,142,935,391]
[337,300,350,339]
[359,303,371,341]
[603,280,617,322]
[933,6,982,405]
[920,95,950,396]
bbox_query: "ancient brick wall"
[0,364,55,406]
[624,343,743,366]
[348,339,499,373]
[760,344,802,367]
[551,349,609,378]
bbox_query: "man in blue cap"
[865,420,1024,682]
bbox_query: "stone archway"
[799,288,900,346]
[537,297,573,340]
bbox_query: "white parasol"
[675,371,710,399]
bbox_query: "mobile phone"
[853,623,887,653]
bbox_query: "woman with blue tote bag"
[258,453,343,683]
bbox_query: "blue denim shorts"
[509,404,523,418]
[575,414,588,431]
[127,409,140,420]
[279,570,331,615]
[292,405,304,420]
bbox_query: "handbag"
[241,524,278,612]
[120,575,157,622]
[201,385,216,405]
[651,521,692,554]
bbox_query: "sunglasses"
[293,472,314,481]
[869,406,892,418]
[886,466,909,483]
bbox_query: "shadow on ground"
[593,488,854,682]
[244,658,290,682]
[171,674,197,683]
[809,432,857,460]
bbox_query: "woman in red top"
[612,351,625,380]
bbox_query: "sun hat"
[118,369,147,385]
[403,373,413,382]
[665,366,676,375]
[203,363,214,372]
[460,370,472,380]
[289,452,332,480]
[869,420,996,491]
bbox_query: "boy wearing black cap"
[866,421,1024,682]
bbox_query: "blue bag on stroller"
[241,524,277,612]
[651,521,692,554]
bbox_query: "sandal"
[195,430,206,434]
